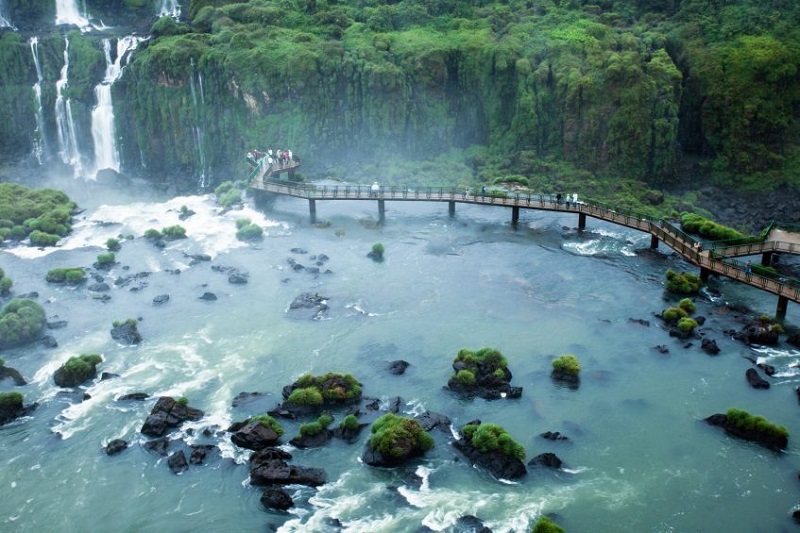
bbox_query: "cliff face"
[0,0,797,194]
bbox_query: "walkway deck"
[249,178,800,316]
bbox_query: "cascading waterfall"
[157,0,181,19]
[0,0,15,29]
[55,35,83,177]
[30,37,47,164]
[189,59,209,188]
[55,0,90,29]
[91,36,145,177]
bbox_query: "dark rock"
[0,365,27,386]
[551,369,580,389]
[199,292,217,301]
[732,320,780,346]
[288,292,328,320]
[227,269,249,284]
[366,251,384,262]
[793,509,800,524]
[105,439,129,456]
[249,447,326,487]
[452,434,527,480]
[140,397,205,438]
[528,452,563,469]
[290,248,307,254]
[260,486,294,511]
[627,318,650,327]
[143,437,169,456]
[118,392,150,401]
[16,291,38,299]
[415,411,451,432]
[0,398,37,426]
[110,320,142,344]
[745,368,770,389]
[700,338,720,355]
[41,335,58,348]
[184,253,211,263]
[669,328,693,340]
[387,360,410,375]
[46,320,68,329]
[100,372,119,381]
[189,444,217,465]
[453,515,492,533]
[87,282,111,292]
[317,254,329,263]
[56,390,91,403]
[289,428,333,448]
[653,345,669,354]
[705,413,788,450]
[787,334,800,349]
[758,363,776,376]
[540,431,570,442]
[168,450,189,474]
[152,294,169,305]
[230,421,282,451]
[446,359,522,401]
[231,391,265,408]
[54,357,101,387]
[333,420,368,443]
[178,209,195,221]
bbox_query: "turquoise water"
[1,188,798,532]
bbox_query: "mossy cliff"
[0,0,798,198]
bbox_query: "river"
[1,183,798,532]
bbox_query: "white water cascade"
[55,0,90,30]
[157,0,181,19]
[30,37,47,164]
[55,36,83,177]
[0,0,15,29]
[91,36,145,177]
[189,59,209,188]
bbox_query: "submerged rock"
[528,452,563,469]
[701,338,720,355]
[199,292,217,301]
[287,292,329,320]
[745,368,770,389]
[249,447,326,487]
[387,360,410,375]
[261,486,294,511]
[0,364,26,386]
[168,450,189,474]
[105,439,129,456]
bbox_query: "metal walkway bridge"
[249,176,800,319]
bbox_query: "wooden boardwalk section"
[249,178,800,317]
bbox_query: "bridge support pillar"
[650,234,659,249]
[511,206,520,227]
[448,201,455,217]
[308,199,317,224]
[378,200,385,224]
[699,267,711,283]
[761,251,773,266]
[578,213,587,230]
[776,296,789,323]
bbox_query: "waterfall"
[0,0,15,29]
[55,0,90,29]
[30,37,47,164]
[90,36,145,177]
[157,0,181,19]
[55,36,83,177]
[189,59,208,188]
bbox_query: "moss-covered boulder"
[277,372,362,416]
[45,267,86,284]
[249,447,326,487]
[705,408,788,451]
[110,318,142,345]
[0,391,37,426]
[53,354,102,387]
[333,413,368,443]
[289,413,334,448]
[453,420,527,480]
[665,269,702,295]
[447,347,522,400]
[0,267,12,295]
[361,413,434,467]
[140,396,204,438]
[0,298,46,349]
[550,354,581,388]
[0,184,75,246]
[228,414,285,451]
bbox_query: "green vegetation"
[0,298,46,349]
[532,516,565,533]
[551,354,581,376]
[0,267,12,296]
[371,243,384,257]
[215,181,245,209]
[235,218,263,241]
[96,252,116,266]
[299,413,334,437]
[112,318,138,328]
[726,408,789,440]
[63,354,102,375]
[249,414,285,436]
[461,422,525,461]
[143,228,162,240]
[0,184,75,246]
[662,306,689,323]
[369,413,434,458]
[0,391,23,410]
[289,372,363,404]
[455,369,476,387]
[286,386,324,406]
[665,269,702,295]
[678,298,696,314]
[340,414,360,432]
[680,213,747,241]
[44,267,86,284]
[677,317,698,333]
[455,347,507,369]
[161,225,187,240]
[106,237,121,251]
[175,396,189,406]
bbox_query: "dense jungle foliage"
[0,0,798,217]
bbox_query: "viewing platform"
[248,177,800,320]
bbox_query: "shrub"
[214,181,235,197]
[249,414,284,436]
[455,369,476,386]
[0,298,46,349]
[677,317,698,332]
[0,268,12,296]
[65,269,86,284]
[726,408,788,439]
[176,396,189,406]
[286,386,324,406]
[318,413,334,427]
[112,318,138,328]
[552,354,581,376]
[770,323,785,334]
[29,230,60,246]
[532,516,565,533]
[300,421,323,436]
[680,212,746,241]
[455,347,508,369]
[236,222,263,242]
[288,372,363,404]
[340,414,359,431]
[161,225,186,240]
[64,353,102,374]
[678,298,696,313]
[371,242,384,257]
[462,422,525,460]
[96,252,115,266]
[143,228,162,240]
[0,357,4,366]
[0,391,23,410]
[219,188,242,208]
[665,269,702,294]
[0,184,76,242]
[662,306,688,322]
[369,413,434,458]
[106,237,121,251]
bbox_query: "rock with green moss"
[532,515,565,533]
[705,408,788,451]
[0,298,46,350]
[0,267,12,296]
[551,354,581,388]
[665,269,702,295]
[0,357,26,386]
[111,318,142,345]
[333,413,368,443]
[45,267,86,284]
[54,353,102,387]
[277,372,363,416]
[140,396,204,438]
[447,347,522,400]
[228,414,285,451]
[0,391,37,426]
[453,420,527,480]
[362,413,434,467]
[290,413,334,448]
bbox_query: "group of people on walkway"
[246,148,296,169]
[555,192,579,207]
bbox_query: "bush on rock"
[46,267,86,284]
[665,269,702,295]
[0,298,46,349]
[447,347,522,400]
[54,354,102,387]
[363,413,433,466]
